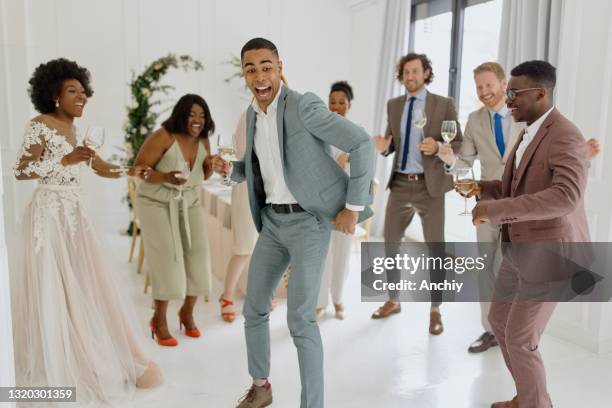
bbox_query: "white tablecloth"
[200,177,289,298]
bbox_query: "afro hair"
[28,58,93,114]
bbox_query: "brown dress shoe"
[491,396,518,408]
[236,383,273,408]
[429,310,444,335]
[468,331,499,353]
[371,301,401,319]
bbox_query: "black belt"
[269,203,305,214]
[397,172,424,181]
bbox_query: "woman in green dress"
[135,94,214,347]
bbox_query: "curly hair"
[330,81,354,102]
[28,58,94,114]
[396,53,434,85]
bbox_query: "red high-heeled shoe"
[219,297,236,323]
[149,318,178,347]
[178,310,201,338]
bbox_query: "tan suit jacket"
[384,91,462,197]
[480,108,590,243]
[456,106,524,180]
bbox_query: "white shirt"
[251,84,298,204]
[515,107,554,167]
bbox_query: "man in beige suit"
[467,60,590,408]
[438,62,523,353]
[372,53,462,335]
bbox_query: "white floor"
[99,224,612,408]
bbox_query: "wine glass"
[455,167,476,216]
[413,108,427,130]
[441,120,457,144]
[216,134,236,186]
[84,126,105,168]
[174,160,191,200]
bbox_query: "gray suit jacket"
[455,106,524,180]
[231,86,375,232]
[384,91,462,196]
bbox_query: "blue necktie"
[494,112,505,157]
[400,97,416,171]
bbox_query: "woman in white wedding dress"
[11,58,162,406]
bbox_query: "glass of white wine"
[413,108,427,130]
[174,160,190,200]
[441,120,457,144]
[455,167,476,216]
[84,126,105,168]
[217,134,236,186]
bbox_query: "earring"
[55,100,60,108]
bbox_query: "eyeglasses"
[505,87,543,100]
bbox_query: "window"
[412,10,453,96]
[458,0,503,125]
[409,0,503,119]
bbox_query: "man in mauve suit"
[372,53,462,335]
[214,38,374,408]
[439,62,601,355]
[467,60,590,408]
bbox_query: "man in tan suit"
[372,53,462,335]
[467,60,590,408]
[438,62,523,353]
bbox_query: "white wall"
[546,0,612,354]
[0,0,353,235]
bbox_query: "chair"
[354,177,379,252]
[126,177,149,293]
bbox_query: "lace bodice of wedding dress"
[13,121,81,186]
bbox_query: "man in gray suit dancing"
[213,38,374,408]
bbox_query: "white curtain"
[370,0,411,237]
[498,0,564,72]
[0,152,16,398]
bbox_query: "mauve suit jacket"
[384,91,462,196]
[480,108,590,243]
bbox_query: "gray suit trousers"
[244,206,331,408]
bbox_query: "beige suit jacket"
[455,106,524,180]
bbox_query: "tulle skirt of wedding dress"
[11,185,162,407]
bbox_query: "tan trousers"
[383,175,445,305]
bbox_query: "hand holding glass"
[174,160,190,200]
[217,134,236,186]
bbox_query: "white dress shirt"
[251,84,298,204]
[515,107,554,167]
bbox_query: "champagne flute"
[174,160,190,200]
[455,167,476,216]
[441,120,457,144]
[217,133,236,186]
[84,126,105,168]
